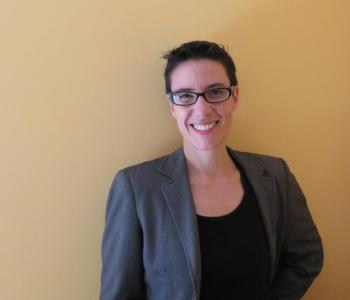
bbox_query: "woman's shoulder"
[229,147,284,163]
[116,147,183,181]
[228,147,291,178]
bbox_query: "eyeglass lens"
[171,87,232,106]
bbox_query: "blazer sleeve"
[100,170,146,300]
[266,159,324,300]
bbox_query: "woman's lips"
[189,121,218,134]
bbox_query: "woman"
[100,41,323,300]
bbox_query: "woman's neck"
[183,144,236,178]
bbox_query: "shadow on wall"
[207,1,350,299]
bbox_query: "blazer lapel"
[159,148,201,298]
[229,148,277,281]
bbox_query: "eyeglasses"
[168,86,235,106]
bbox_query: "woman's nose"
[193,95,213,113]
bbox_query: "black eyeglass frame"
[168,86,235,106]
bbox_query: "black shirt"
[197,163,270,300]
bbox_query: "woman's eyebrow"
[172,83,227,93]
[172,87,195,93]
[205,83,226,89]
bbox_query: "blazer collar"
[228,148,277,281]
[159,147,277,288]
[159,148,201,297]
[159,146,266,179]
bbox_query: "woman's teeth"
[192,122,216,131]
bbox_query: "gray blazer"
[100,147,323,300]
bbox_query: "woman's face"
[168,59,239,153]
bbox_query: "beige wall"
[1,0,349,299]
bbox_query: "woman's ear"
[231,86,240,110]
[167,94,176,118]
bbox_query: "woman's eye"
[209,89,224,95]
[178,93,193,99]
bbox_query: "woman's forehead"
[170,59,230,91]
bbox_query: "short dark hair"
[162,40,237,93]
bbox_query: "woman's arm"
[266,159,324,299]
[100,170,146,300]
